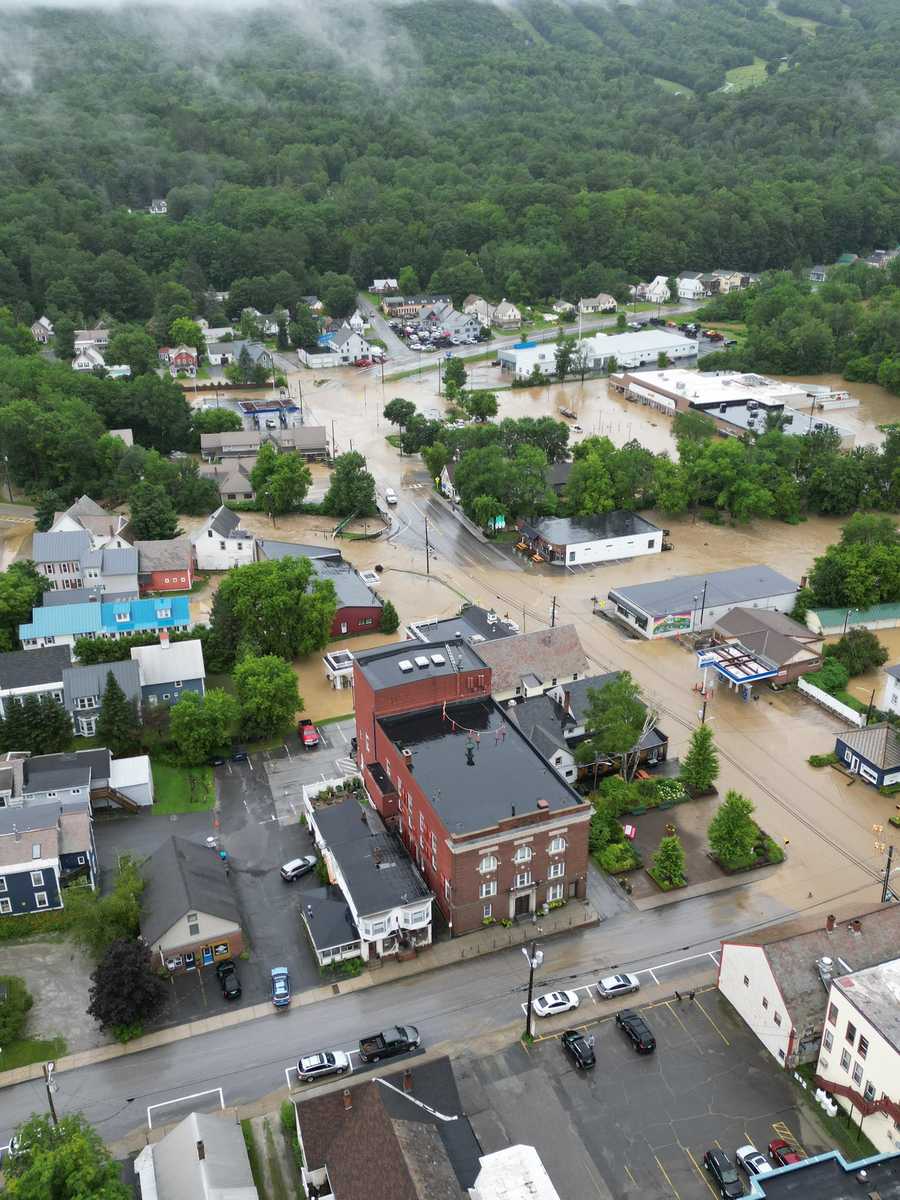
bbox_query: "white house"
[327,325,371,363]
[493,299,522,328]
[371,278,399,293]
[552,300,576,315]
[463,295,497,326]
[645,275,671,303]
[149,198,168,215]
[815,958,900,1154]
[578,293,617,314]
[31,316,54,344]
[348,309,367,333]
[191,507,255,572]
[676,272,707,300]
[72,347,106,372]
[517,511,663,569]
[74,327,109,352]
[718,905,900,1069]
[135,1111,258,1200]
[881,666,900,716]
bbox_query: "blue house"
[130,637,206,707]
[19,596,192,657]
[835,722,900,789]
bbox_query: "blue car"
[271,966,291,1007]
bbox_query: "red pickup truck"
[298,719,320,749]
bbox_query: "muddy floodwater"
[772,373,900,448]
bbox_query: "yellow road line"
[684,1146,718,1198]
[693,996,730,1046]
[666,1000,690,1036]
[654,1155,682,1199]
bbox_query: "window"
[480,881,497,898]
[547,883,564,902]
[77,855,85,865]
[34,892,49,909]
[0,898,10,914]
[515,871,532,889]
[828,1002,838,1025]
[0,877,4,893]
[548,862,564,879]
[483,904,492,919]
[514,846,532,864]
[773,1012,782,1026]
[742,975,749,988]
[479,855,497,873]
[187,912,200,936]
[369,920,387,937]
[175,680,182,688]
[840,1049,851,1072]
[864,1082,876,1103]
[762,997,768,1010]
[115,612,128,623]
[858,1035,869,1059]
[444,879,451,900]
[648,537,655,548]
[846,1021,857,1044]
[549,836,566,854]
[852,1062,863,1086]
[823,1029,834,1051]
[30,870,43,886]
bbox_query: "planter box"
[647,868,687,892]
[708,827,784,874]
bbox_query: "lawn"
[725,57,769,91]
[652,76,695,97]
[766,0,820,33]
[795,1065,878,1160]
[1,1035,67,1071]
[151,762,215,814]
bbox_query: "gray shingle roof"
[837,722,900,770]
[22,748,111,794]
[141,835,241,947]
[135,537,192,572]
[101,546,138,574]
[520,510,661,546]
[715,606,820,642]
[609,565,799,619]
[472,625,589,694]
[208,506,243,537]
[257,539,341,563]
[63,660,140,707]
[0,645,71,690]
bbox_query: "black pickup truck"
[358,1025,420,1063]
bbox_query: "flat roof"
[356,640,488,693]
[408,605,519,646]
[380,698,584,835]
[609,565,798,619]
[835,956,900,1049]
[520,510,661,546]
[583,328,696,355]
[754,1149,900,1198]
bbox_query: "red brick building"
[135,538,195,595]
[354,642,590,936]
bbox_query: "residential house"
[149,198,168,215]
[517,511,663,568]
[140,835,243,972]
[135,537,194,594]
[353,643,590,935]
[50,495,129,543]
[19,595,193,654]
[72,347,106,372]
[864,250,900,270]
[32,530,138,596]
[63,659,141,738]
[74,326,109,353]
[444,309,481,340]
[293,1056,482,1200]
[417,301,454,331]
[644,276,671,304]
[0,646,71,718]
[131,636,206,708]
[205,339,273,370]
[371,278,399,293]
[552,300,576,316]
[255,539,341,566]
[198,457,257,502]
[493,299,522,328]
[711,269,747,293]
[328,325,371,364]
[301,294,324,313]
[471,624,589,703]
[676,272,707,300]
[135,1111,258,1200]
[809,265,828,283]
[708,607,823,685]
[463,294,496,326]
[699,272,721,295]
[349,309,367,333]
[835,723,900,790]
[814,957,900,1154]
[30,316,53,344]
[471,1146,562,1200]
[717,904,900,1067]
[167,344,199,378]
[578,294,617,314]
[302,791,432,963]
[191,506,255,571]
[108,428,134,447]
[881,665,900,717]
[199,425,327,461]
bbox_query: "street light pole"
[43,1060,59,1126]
[522,939,543,1040]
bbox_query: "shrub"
[651,834,686,888]
[112,1022,144,1043]
[598,842,641,874]
[762,836,785,864]
[708,789,758,870]
[656,778,688,804]
[805,658,850,695]
[808,752,838,768]
[0,975,33,1043]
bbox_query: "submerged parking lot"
[458,988,825,1200]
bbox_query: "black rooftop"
[380,698,584,834]
[520,509,660,546]
[756,1150,900,1199]
[408,604,519,646]
[0,645,71,689]
[300,886,360,952]
[356,640,488,692]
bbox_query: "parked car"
[216,960,242,1001]
[350,736,358,754]
[703,1149,744,1198]
[271,966,291,1007]
[532,990,579,1018]
[384,487,398,505]
[230,749,249,763]
[359,1025,420,1063]
[596,973,640,1000]
[768,1139,803,1167]
[297,1049,351,1081]
[298,718,320,749]
[490,359,501,367]
[265,418,278,428]
[560,1029,595,1069]
[280,855,317,882]
[736,1145,772,1177]
[208,755,226,767]
[615,1009,655,1053]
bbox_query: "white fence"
[797,676,866,727]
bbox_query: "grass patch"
[833,689,868,714]
[652,76,695,96]
[725,56,768,90]
[0,909,70,942]
[0,1035,67,1071]
[264,1117,290,1200]
[151,762,215,814]
[385,433,402,447]
[766,0,819,32]
[317,712,354,725]
[794,1064,879,1160]
[241,1120,269,1200]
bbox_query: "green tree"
[807,656,850,695]
[673,409,716,443]
[2,1112,131,1199]
[707,789,758,869]
[322,451,377,517]
[95,670,141,756]
[320,272,358,318]
[288,304,320,352]
[87,937,168,1032]
[442,357,467,399]
[169,689,239,766]
[472,493,501,530]
[128,481,181,540]
[276,317,289,351]
[190,406,243,451]
[234,654,301,739]
[383,398,417,429]
[422,441,451,481]
[168,316,205,354]
[0,694,72,755]
[554,334,576,382]
[615,312,627,332]
[657,351,670,367]
[66,857,143,959]
[463,390,499,422]
[266,453,313,513]
[680,723,719,794]
[380,598,400,634]
[825,627,888,676]
[0,975,32,1044]
[575,671,650,781]
[106,327,158,376]
[652,834,687,888]
[53,317,75,361]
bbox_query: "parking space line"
[693,996,730,1046]
[684,1147,717,1198]
[771,1121,805,1155]
[283,743,292,759]
[665,1000,690,1036]
[654,1155,682,1199]
[624,1164,637,1187]
[648,968,660,985]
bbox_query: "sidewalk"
[0,899,599,1091]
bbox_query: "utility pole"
[522,939,543,1040]
[698,578,709,628]
[424,519,431,576]
[882,843,895,903]
[550,595,557,628]
[331,419,336,459]
[43,1061,59,1126]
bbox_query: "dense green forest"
[2,0,900,330]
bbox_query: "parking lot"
[458,988,824,1200]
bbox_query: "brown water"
[773,374,900,448]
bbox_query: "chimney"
[342,1088,352,1111]
[564,689,571,714]
[536,798,549,811]
[159,629,170,648]
[852,919,862,934]
[403,1068,413,1092]
[826,914,836,932]
[196,1141,206,1162]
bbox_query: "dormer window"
[115,612,128,623]
[156,607,171,619]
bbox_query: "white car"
[736,1145,772,1177]
[532,990,580,1018]
[384,488,398,506]
[297,1049,352,1082]
[596,973,640,1000]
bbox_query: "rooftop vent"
[536,798,550,810]
[398,659,414,673]
[414,656,430,669]
[816,957,835,989]
[430,654,446,666]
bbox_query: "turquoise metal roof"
[20,596,191,641]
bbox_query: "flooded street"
[773,373,900,448]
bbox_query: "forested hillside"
[1,0,899,327]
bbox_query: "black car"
[703,1149,744,1199]
[560,1029,595,1069]
[209,755,226,766]
[615,1009,656,1053]
[216,960,242,1001]
[230,749,249,763]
